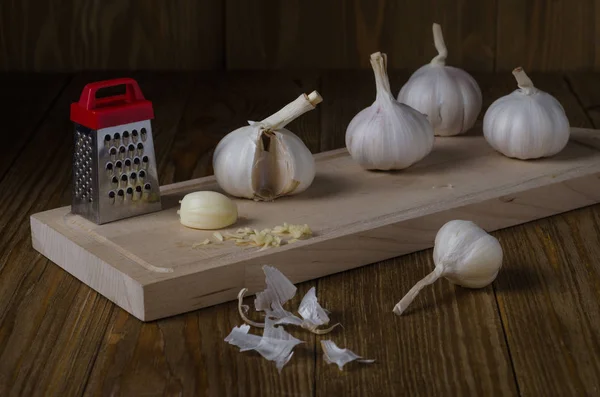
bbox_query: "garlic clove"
[320,340,375,371]
[394,220,503,316]
[178,191,238,230]
[213,92,320,201]
[483,67,570,160]
[397,23,482,136]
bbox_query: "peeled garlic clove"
[178,191,238,230]
[483,67,570,160]
[393,220,503,316]
[345,52,434,171]
[213,92,321,201]
[397,23,482,137]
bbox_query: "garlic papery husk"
[345,52,434,170]
[483,67,570,160]
[321,340,375,370]
[397,23,482,136]
[212,92,321,201]
[393,220,503,316]
[177,191,238,230]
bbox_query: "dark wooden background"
[1,0,599,72]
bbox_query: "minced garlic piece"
[192,239,211,248]
[213,231,224,242]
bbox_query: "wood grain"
[0,0,223,71]
[0,73,69,182]
[0,72,195,396]
[496,0,600,72]
[566,72,600,127]
[82,72,323,397]
[315,254,517,396]
[226,0,496,71]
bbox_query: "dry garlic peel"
[213,92,322,201]
[346,52,434,170]
[483,67,570,160]
[237,266,338,334]
[398,23,482,136]
[224,318,304,373]
[178,191,238,230]
[321,340,375,370]
[393,220,503,316]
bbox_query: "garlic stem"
[260,91,322,130]
[393,266,444,315]
[430,23,448,66]
[237,288,265,328]
[370,52,393,98]
[512,67,535,95]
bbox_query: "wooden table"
[1,71,600,397]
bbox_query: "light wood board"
[30,127,600,321]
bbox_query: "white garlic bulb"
[213,92,321,201]
[178,191,238,230]
[397,23,482,136]
[483,67,570,160]
[393,220,503,316]
[345,52,434,170]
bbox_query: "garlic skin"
[393,220,503,316]
[346,52,434,170]
[178,191,238,230]
[397,23,482,136]
[483,67,570,160]
[213,92,321,201]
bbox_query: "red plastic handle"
[78,78,145,111]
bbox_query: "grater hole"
[112,176,118,185]
[136,186,142,193]
[132,130,139,142]
[125,159,131,168]
[126,187,133,195]
[104,134,111,143]
[119,146,126,154]
[121,174,128,182]
[114,133,121,140]
[117,189,124,197]
[130,172,137,181]
[144,183,151,190]
[106,162,113,171]
[128,144,135,153]
[138,170,145,178]
[110,147,117,156]
[115,160,122,171]
[143,156,148,163]
[109,191,115,198]
[134,157,140,165]
[123,131,129,139]
[141,128,147,141]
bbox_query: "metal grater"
[70,78,162,224]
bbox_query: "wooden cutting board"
[30,127,600,321]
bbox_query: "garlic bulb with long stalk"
[483,67,570,160]
[345,52,434,170]
[213,92,321,201]
[393,220,503,316]
[397,23,482,136]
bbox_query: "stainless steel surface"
[71,120,162,225]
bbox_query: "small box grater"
[70,78,162,224]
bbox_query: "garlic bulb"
[178,191,238,230]
[397,23,482,136]
[213,92,321,201]
[393,220,503,316]
[483,67,570,160]
[345,52,434,170]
